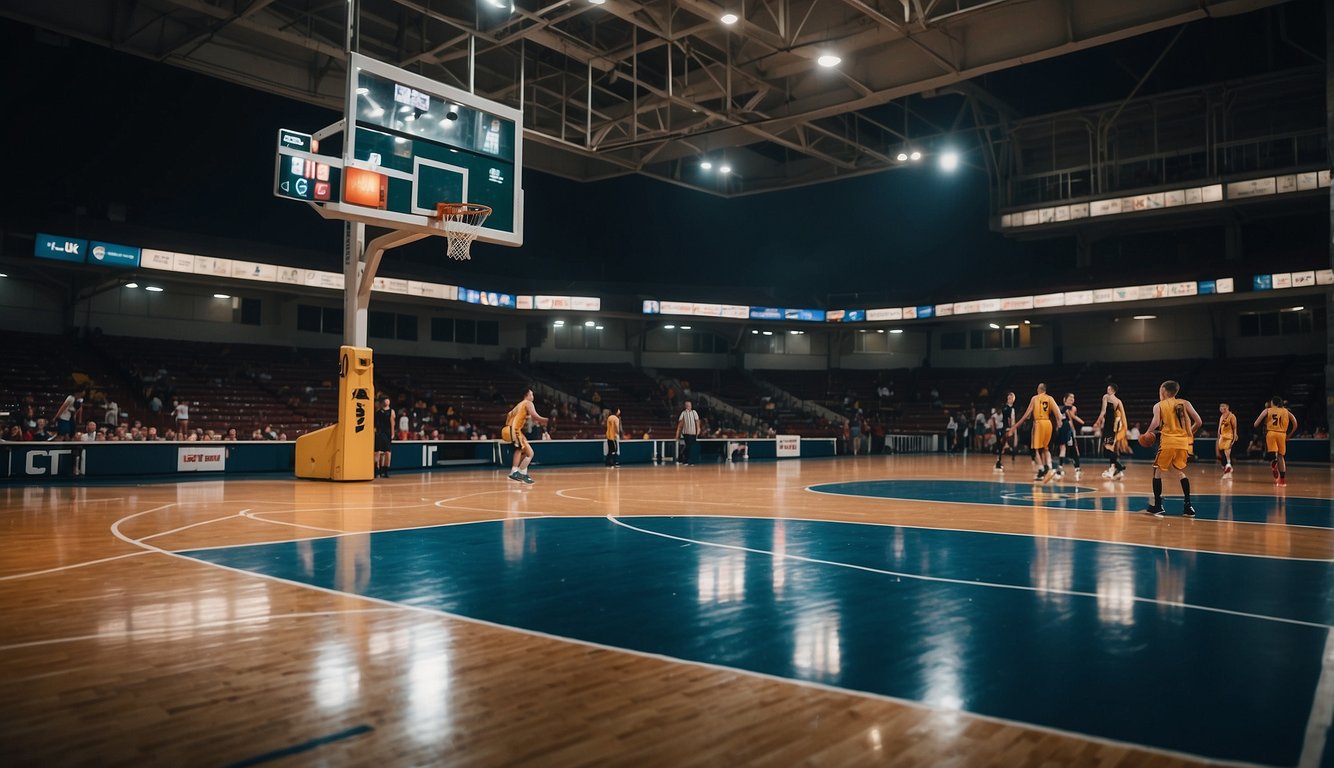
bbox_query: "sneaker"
[509,470,523,482]
[1271,461,1279,480]
[1222,465,1233,477]
[1075,468,1082,480]
[1113,469,1125,480]
[1182,504,1196,518]
[1277,478,1287,487]
[1043,470,1057,485]
[1144,504,1164,517]
[1034,469,1046,483]
[1101,467,1114,479]
[521,474,535,484]
[995,461,1003,471]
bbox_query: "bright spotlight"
[817,54,841,68]
[939,151,959,172]
[896,152,908,162]
[720,12,738,24]
[719,164,732,174]
[988,323,1000,329]
[584,320,595,327]
[213,294,231,299]
[700,160,713,170]
[909,150,922,161]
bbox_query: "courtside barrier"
[0,436,840,480]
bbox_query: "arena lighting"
[589,0,606,5]
[700,160,713,170]
[720,12,738,24]
[595,325,603,330]
[680,325,692,330]
[939,151,960,172]
[1023,320,1031,324]
[817,54,841,68]
[0,273,7,278]
[910,150,922,161]
[213,293,231,299]
[876,329,885,333]
[584,320,595,327]
[1004,324,1020,329]
[553,320,565,327]
[145,286,164,292]
[750,329,759,334]
[664,324,676,329]
[889,329,903,334]
[718,164,732,174]
[124,282,138,289]
[1133,315,1156,320]
[1288,306,1305,311]
[896,152,908,162]
[762,330,773,336]
[988,323,1000,329]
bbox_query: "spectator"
[149,395,163,414]
[104,401,119,426]
[79,421,98,442]
[173,400,190,434]
[262,424,278,440]
[54,392,81,441]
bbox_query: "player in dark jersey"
[374,396,394,478]
[1091,384,1129,480]
[1055,393,1085,480]
[994,392,1018,471]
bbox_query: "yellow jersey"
[606,414,621,441]
[1218,412,1236,440]
[1158,397,1193,450]
[1032,393,1060,422]
[508,402,529,434]
[1263,407,1291,434]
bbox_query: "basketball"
[1138,431,1157,448]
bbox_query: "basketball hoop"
[431,202,492,260]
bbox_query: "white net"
[434,203,492,261]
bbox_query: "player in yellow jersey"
[503,388,550,484]
[1216,403,1237,479]
[605,407,623,468]
[1007,383,1064,484]
[1143,380,1203,518]
[1253,395,1297,487]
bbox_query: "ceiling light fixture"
[124,283,139,288]
[720,12,738,24]
[213,293,231,299]
[939,150,959,172]
[664,324,676,329]
[1133,315,1156,320]
[889,329,903,334]
[145,286,164,292]
[680,325,692,330]
[719,164,732,174]
[988,323,999,329]
[896,152,908,162]
[700,160,713,170]
[817,54,841,68]
[910,150,922,161]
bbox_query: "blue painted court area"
[183,516,1334,766]
[811,479,1334,528]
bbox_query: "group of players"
[996,382,1299,517]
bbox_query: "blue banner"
[750,306,783,320]
[784,308,826,322]
[34,233,88,263]
[1252,275,1272,291]
[1199,280,1216,295]
[916,305,935,319]
[88,241,141,269]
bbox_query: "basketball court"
[3,455,1332,766]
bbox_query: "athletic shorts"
[1266,432,1287,456]
[1153,447,1190,472]
[1217,436,1234,452]
[57,419,74,436]
[374,432,391,452]
[1058,425,1074,445]
[1031,420,1053,450]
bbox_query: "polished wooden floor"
[2,453,1330,767]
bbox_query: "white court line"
[606,515,1333,629]
[140,510,248,542]
[803,486,1334,562]
[241,509,348,535]
[122,514,1266,768]
[806,482,1334,531]
[0,608,400,652]
[551,481,1334,564]
[1300,629,1334,768]
[0,550,155,582]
